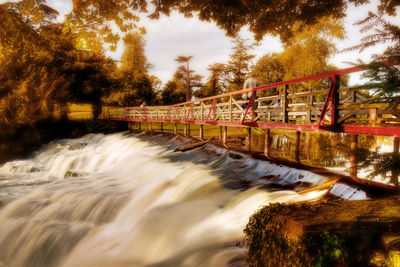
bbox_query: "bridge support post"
[138,122,141,131]
[184,124,190,136]
[264,128,270,158]
[199,125,204,140]
[350,134,358,180]
[295,131,301,163]
[222,126,228,146]
[160,122,163,132]
[393,137,399,188]
[247,127,252,151]
[149,122,152,131]
[174,123,177,134]
[128,122,132,131]
[219,126,223,140]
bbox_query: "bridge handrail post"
[331,74,340,128]
[229,95,233,122]
[201,101,204,121]
[283,84,288,123]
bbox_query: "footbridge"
[100,64,400,179]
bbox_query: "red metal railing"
[100,64,400,137]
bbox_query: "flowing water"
[0,132,341,266]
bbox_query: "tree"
[120,32,151,75]
[0,5,117,130]
[63,0,147,51]
[102,32,155,107]
[148,0,398,43]
[174,55,202,101]
[343,12,400,101]
[225,37,255,92]
[12,0,397,49]
[251,53,285,96]
[160,80,186,105]
[195,63,227,98]
[343,11,400,53]
[345,12,400,188]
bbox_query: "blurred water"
[0,132,330,267]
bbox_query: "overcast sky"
[4,0,400,85]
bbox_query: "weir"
[101,65,400,180]
[0,132,336,266]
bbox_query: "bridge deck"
[100,65,400,137]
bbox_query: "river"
[0,132,353,266]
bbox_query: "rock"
[64,171,79,178]
[244,196,400,267]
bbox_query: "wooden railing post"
[160,122,163,132]
[229,95,233,122]
[283,84,288,123]
[370,108,377,123]
[149,122,152,131]
[174,123,177,134]
[307,95,313,123]
[331,75,340,128]
[138,121,141,131]
[201,101,204,121]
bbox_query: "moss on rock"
[244,198,400,266]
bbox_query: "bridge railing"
[100,65,399,131]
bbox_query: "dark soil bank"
[0,119,127,164]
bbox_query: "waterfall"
[0,132,349,266]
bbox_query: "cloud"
[134,11,283,84]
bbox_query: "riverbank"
[243,197,400,266]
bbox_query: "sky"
[3,0,400,85]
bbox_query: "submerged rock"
[64,171,79,178]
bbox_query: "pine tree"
[195,63,227,98]
[174,55,202,101]
[225,37,255,92]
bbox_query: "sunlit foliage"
[0,5,116,131]
[64,0,147,51]
[250,17,344,100]
[102,32,155,106]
